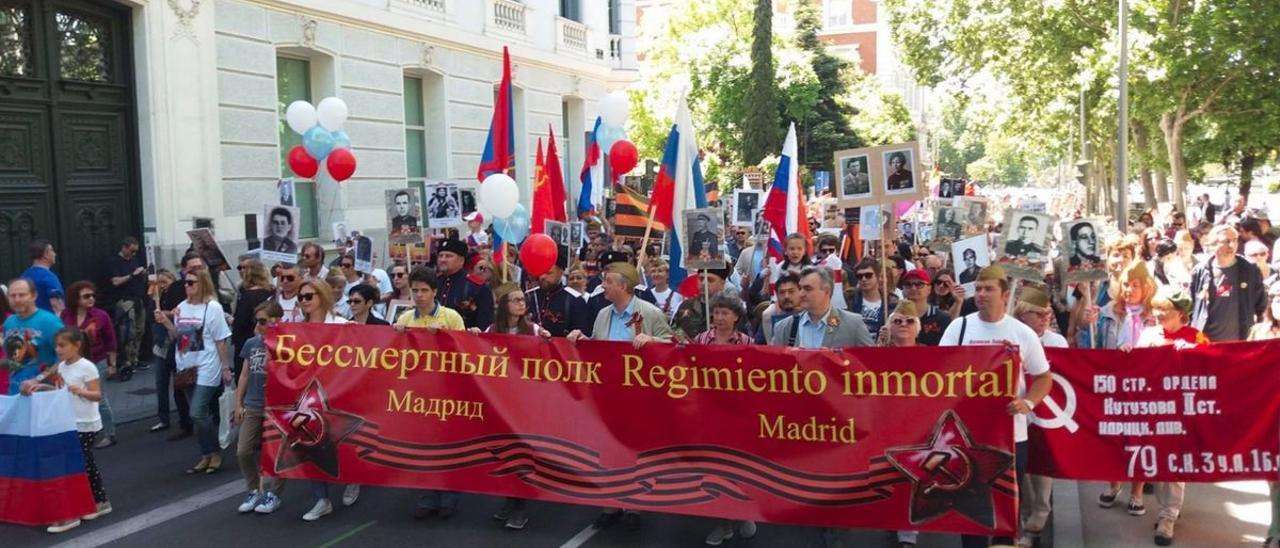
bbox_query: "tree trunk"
[1154,170,1169,203]
[1239,151,1255,200]
[1159,112,1187,210]
[1132,122,1156,209]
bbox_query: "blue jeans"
[186,383,222,455]
[94,359,115,437]
[156,341,192,430]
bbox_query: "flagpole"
[634,204,660,270]
[702,269,710,332]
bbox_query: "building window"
[560,0,580,22]
[607,0,621,34]
[277,56,319,238]
[825,0,851,28]
[404,76,427,201]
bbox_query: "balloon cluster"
[599,91,638,179]
[285,98,358,182]
[478,173,528,244]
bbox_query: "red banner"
[1030,341,1280,482]
[262,325,1020,535]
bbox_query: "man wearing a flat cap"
[434,238,493,330]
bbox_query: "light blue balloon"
[332,130,352,150]
[597,123,625,153]
[303,126,335,160]
[494,203,530,244]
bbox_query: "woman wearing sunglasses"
[883,301,922,548]
[347,284,388,326]
[61,281,119,449]
[378,263,411,318]
[156,269,232,475]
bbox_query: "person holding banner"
[527,252,585,337]
[60,282,118,449]
[1133,286,1209,546]
[673,267,731,342]
[1012,287,1067,547]
[1249,283,1280,548]
[883,300,923,548]
[938,265,1052,548]
[435,239,493,331]
[232,301,287,515]
[567,261,672,531]
[3,278,63,395]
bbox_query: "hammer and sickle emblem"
[1029,372,1078,433]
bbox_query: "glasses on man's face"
[298,292,316,302]
[341,263,354,269]
[392,272,407,278]
[891,318,917,326]
[280,275,297,282]
[856,272,875,280]
[903,281,927,289]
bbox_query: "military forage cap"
[891,300,918,318]
[977,264,1007,283]
[607,262,641,288]
[438,238,468,258]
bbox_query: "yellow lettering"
[274,334,298,363]
[623,355,646,387]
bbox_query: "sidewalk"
[1077,479,1271,547]
[103,365,163,426]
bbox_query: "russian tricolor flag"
[762,122,810,262]
[647,92,705,291]
[477,47,516,264]
[0,390,96,526]
[577,117,604,217]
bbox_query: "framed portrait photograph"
[387,300,414,324]
[569,221,585,251]
[386,188,423,244]
[957,197,990,233]
[186,228,231,272]
[544,220,570,247]
[835,154,872,202]
[733,189,762,227]
[256,204,301,264]
[938,177,966,199]
[951,235,991,294]
[881,148,917,197]
[459,188,477,217]
[1060,218,1107,283]
[681,207,726,270]
[1000,210,1052,262]
[859,205,883,241]
[350,230,374,273]
[424,182,463,228]
[331,221,349,245]
[277,178,296,207]
[753,210,770,239]
[932,203,964,242]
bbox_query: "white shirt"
[371,268,393,295]
[277,294,302,323]
[1040,331,1069,349]
[939,313,1050,443]
[57,358,101,433]
[174,300,232,387]
[650,286,684,321]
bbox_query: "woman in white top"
[645,259,683,321]
[294,280,359,522]
[157,268,232,475]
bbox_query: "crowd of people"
[3,189,1279,547]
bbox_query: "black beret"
[598,250,630,266]
[438,239,468,258]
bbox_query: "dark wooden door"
[0,0,138,283]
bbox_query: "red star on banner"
[265,379,366,478]
[883,410,1013,527]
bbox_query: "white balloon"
[600,91,629,128]
[479,174,519,219]
[316,97,349,131]
[285,101,317,135]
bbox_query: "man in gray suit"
[566,260,672,532]
[769,266,872,548]
[770,266,873,349]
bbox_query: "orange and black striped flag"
[614,184,665,239]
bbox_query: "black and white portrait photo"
[387,188,423,244]
[186,228,231,272]
[331,221,349,245]
[951,235,991,293]
[277,178,295,207]
[836,154,871,200]
[960,198,989,229]
[753,210,770,239]
[882,149,915,195]
[733,190,762,227]
[425,183,463,228]
[934,205,963,241]
[1001,210,1051,261]
[569,221,584,250]
[545,220,569,247]
[459,189,477,217]
[351,230,374,273]
[1061,219,1107,282]
[938,178,966,199]
[683,207,725,269]
[257,205,301,263]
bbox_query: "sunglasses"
[184,280,198,287]
[891,318,918,326]
[348,298,366,306]
[280,275,297,282]
[392,272,407,278]
[934,279,953,286]
[254,317,272,325]
[341,263,354,269]
[903,281,927,288]
[298,292,317,302]
[856,272,875,280]
[819,248,837,254]
[80,293,95,300]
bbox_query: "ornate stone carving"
[571,75,581,96]
[166,0,201,42]
[301,19,317,48]
[419,43,435,69]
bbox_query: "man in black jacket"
[1189,225,1266,341]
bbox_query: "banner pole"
[702,269,711,331]
[635,204,660,271]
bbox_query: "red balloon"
[609,139,639,176]
[287,145,319,178]
[327,148,357,182]
[519,233,558,278]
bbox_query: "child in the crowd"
[232,301,286,514]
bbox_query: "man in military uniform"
[1004,215,1045,258]
[526,248,587,337]
[434,238,493,330]
[579,251,656,337]
[688,213,719,259]
[672,267,731,342]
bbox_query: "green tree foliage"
[791,1,862,171]
[741,0,782,165]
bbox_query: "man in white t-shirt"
[274,264,303,323]
[939,264,1052,548]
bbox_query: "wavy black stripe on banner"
[351,435,603,471]
[642,445,892,483]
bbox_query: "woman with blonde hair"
[155,268,232,475]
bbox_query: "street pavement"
[3,368,1270,548]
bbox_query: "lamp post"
[1116,0,1130,231]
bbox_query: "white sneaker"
[82,501,112,520]
[47,519,81,533]
[342,484,361,507]
[302,499,333,522]
[254,492,282,514]
[237,491,261,513]
[705,523,735,546]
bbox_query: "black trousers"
[155,346,193,430]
